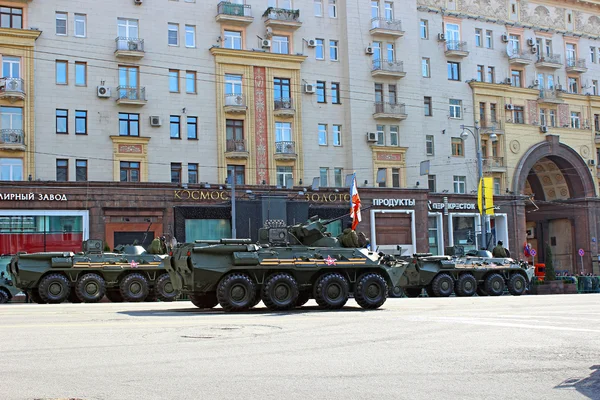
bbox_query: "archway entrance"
[513,135,596,274]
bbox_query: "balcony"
[224,94,247,114]
[273,98,295,117]
[0,129,25,151]
[225,139,249,159]
[566,58,588,73]
[444,41,469,57]
[373,102,408,121]
[0,77,25,102]
[263,7,301,30]
[114,37,145,58]
[116,86,147,106]
[595,134,600,145]
[274,141,297,160]
[508,50,532,65]
[483,156,506,172]
[371,59,406,78]
[538,89,564,104]
[369,17,404,38]
[480,120,504,133]
[535,54,562,69]
[216,2,253,25]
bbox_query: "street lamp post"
[460,124,497,251]
[226,173,237,239]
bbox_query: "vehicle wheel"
[30,289,46,304]
[484,273,505,296]
[190,293,218,309]
[455,274,477,297]
[262,273,299,311]
[0,289,9,304]
[431,273,454,297]
[296,292,310,307]
[68,291,82,303]
[217,273,256,312]
[314,273,349,309]
[38,273,71,304]
[155,273,178,302]
[105,290,123,303]
[403,287,422,298]
[507,274,527,296]
[354,273,388,309]
[75,273,106,303]
[119,273,149,302]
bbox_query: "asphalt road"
[1,294,599,400]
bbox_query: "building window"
[224,30,242,50]
[428,175,436,192]
[226,119,244,144]
[170,116,181,139]
[426,135,434,155]
[422,58,430,78]
[187,116,197,139]
[476,65,484,82]
[568,77,579,94]
[329,0,337,18]
[485,30,493,48]
[315,39,324,59]
[329,40,339,60]
[566,43,576,64]
[424,96,432,116]
[0,158,23,181]
[392,168,400,188]
[56,109,68,134]
[275,122,292,145]
[453,176,466,194]
[449,99,462,119]
[75,160,87,181]
[479,102,486,125]
[171,163,182,183]
[224,74,243,96]
[493,177,501,195]
[188,163,198,184]
[451,138,464,156]
[447,61,460,81]
[591,46,596,64]
[377,168,387,188]
[334,168,343,187]
[511,69,522,87]
[314,0,323,16]
[120,161,140,182]
[571,112,581,129]
[74,62,86,86]
[56,60,67,85]
[185,71,196,93]
[490,103,497,122]
[386,43,394,62]
[274,77,291,104]
[74,14,86,37]
[487,66,495,83]
[376,124,385,146]
[389,126,399,146]
[272,35,289,54]
[316,81,326,103]
[185,25,196,48]
[539,108,547,127]
[56,12,67,35]
[475,29,482,47]
[513,106,524,124]
[318,124,327,145]
[593,80,599,96]
[320,167,329,186]
[2,56,20,79]
[168,23,179,46]
[169,70,179,92]
[388,84,397,104]
[332,125,342,146]
[75,110,87,135]
[227,165,245,185]
[0,7,22,29]
[56,159,68,181]
[119,113,139,136]
[420,19,428,39]
[331,82,341,104]
[276,166,293,187]
[550,110,556,127]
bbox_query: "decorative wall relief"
[457,0,508,20]
[253,66,269,184]
[520,1,566,31]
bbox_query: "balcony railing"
[115,37,145,52]
[263,7,300,22]
[226,139,247,153]
[567,58,586,68]
[117,86,146,101]
[274,98,293,110]
[372,59,404,73]
[0,129,24,145]
[370,17,403,32]
[275,141,296,154]
[446,40,467,52]
[484,157,505,168]
[224,93,246,107]
[218,1,252,17]
[508,50,532,61]
[536,54,562,65]
[0,77,25,95]
[538,89,564,104]
[374,102,406,115]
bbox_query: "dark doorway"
[114,231,154,249]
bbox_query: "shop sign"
[428,201,476,211]
[0,193,68,201]
[372,198,416,207]
[174,190,229,200]
[305,193,350,203]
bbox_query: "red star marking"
[130,260,139,268]
[325,256,337,266]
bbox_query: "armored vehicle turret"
[165,217,408,312]
[8,239,178,304]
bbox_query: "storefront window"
[452,215,477,252]
[428,216,439,255]
[0,214,84,253]
[185,219,231,241]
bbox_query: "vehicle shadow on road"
[554,365,600,399]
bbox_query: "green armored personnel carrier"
[1,256,21,303]
[166,217,408,312]
[8,240,178,304]
[398,250,535,298]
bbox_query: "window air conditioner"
[304,83,316,94]
[150,116,162,127]
[589,159,596,166]
[437,33,446,41]
[307,39,317,47]
[505,104,515,110]
[527,38,535,46]
[97,86,111,98]
[366,132,378,142]
[261,39,271,48]
[501,34,509,42]
[531,46,538,53]
[134,0,142,4]
[365,46,374,55]
[540,125,548,133]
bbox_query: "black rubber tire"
[155,273,178,302]
[403,287,422,298]
[105,290,124,303]
[119,273,149,302]
[455,274,477,297]
[296,292,310,307]
[68,291,82,303]
[262,273,299,311]
[431,273,454,297]
[314,273,349,309]
[0,288,9,304]
[190,293,219,309]
[355,273,388,309]
[75,273,106,303]
[476,286,488,296]
[484,273,505,296]
[30,289,46,304]
[38,273,71,304]
[217,273,256,312]
[507,274,527,296]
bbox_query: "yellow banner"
[477,177,495,215]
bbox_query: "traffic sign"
[579,248,585,257]
[530,249,536,257]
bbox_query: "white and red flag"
[350,173,362,230]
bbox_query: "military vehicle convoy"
[166,218,409,312]
[8,240,178,304]
[1,255,21,303]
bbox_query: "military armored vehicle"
[397,250,535,298]
[8,240,178,304]
[0,256,21,303]
[166,217,408,312]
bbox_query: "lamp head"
[460,131,469,140]
[489,132,498,142]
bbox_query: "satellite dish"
[506,42,514,57]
